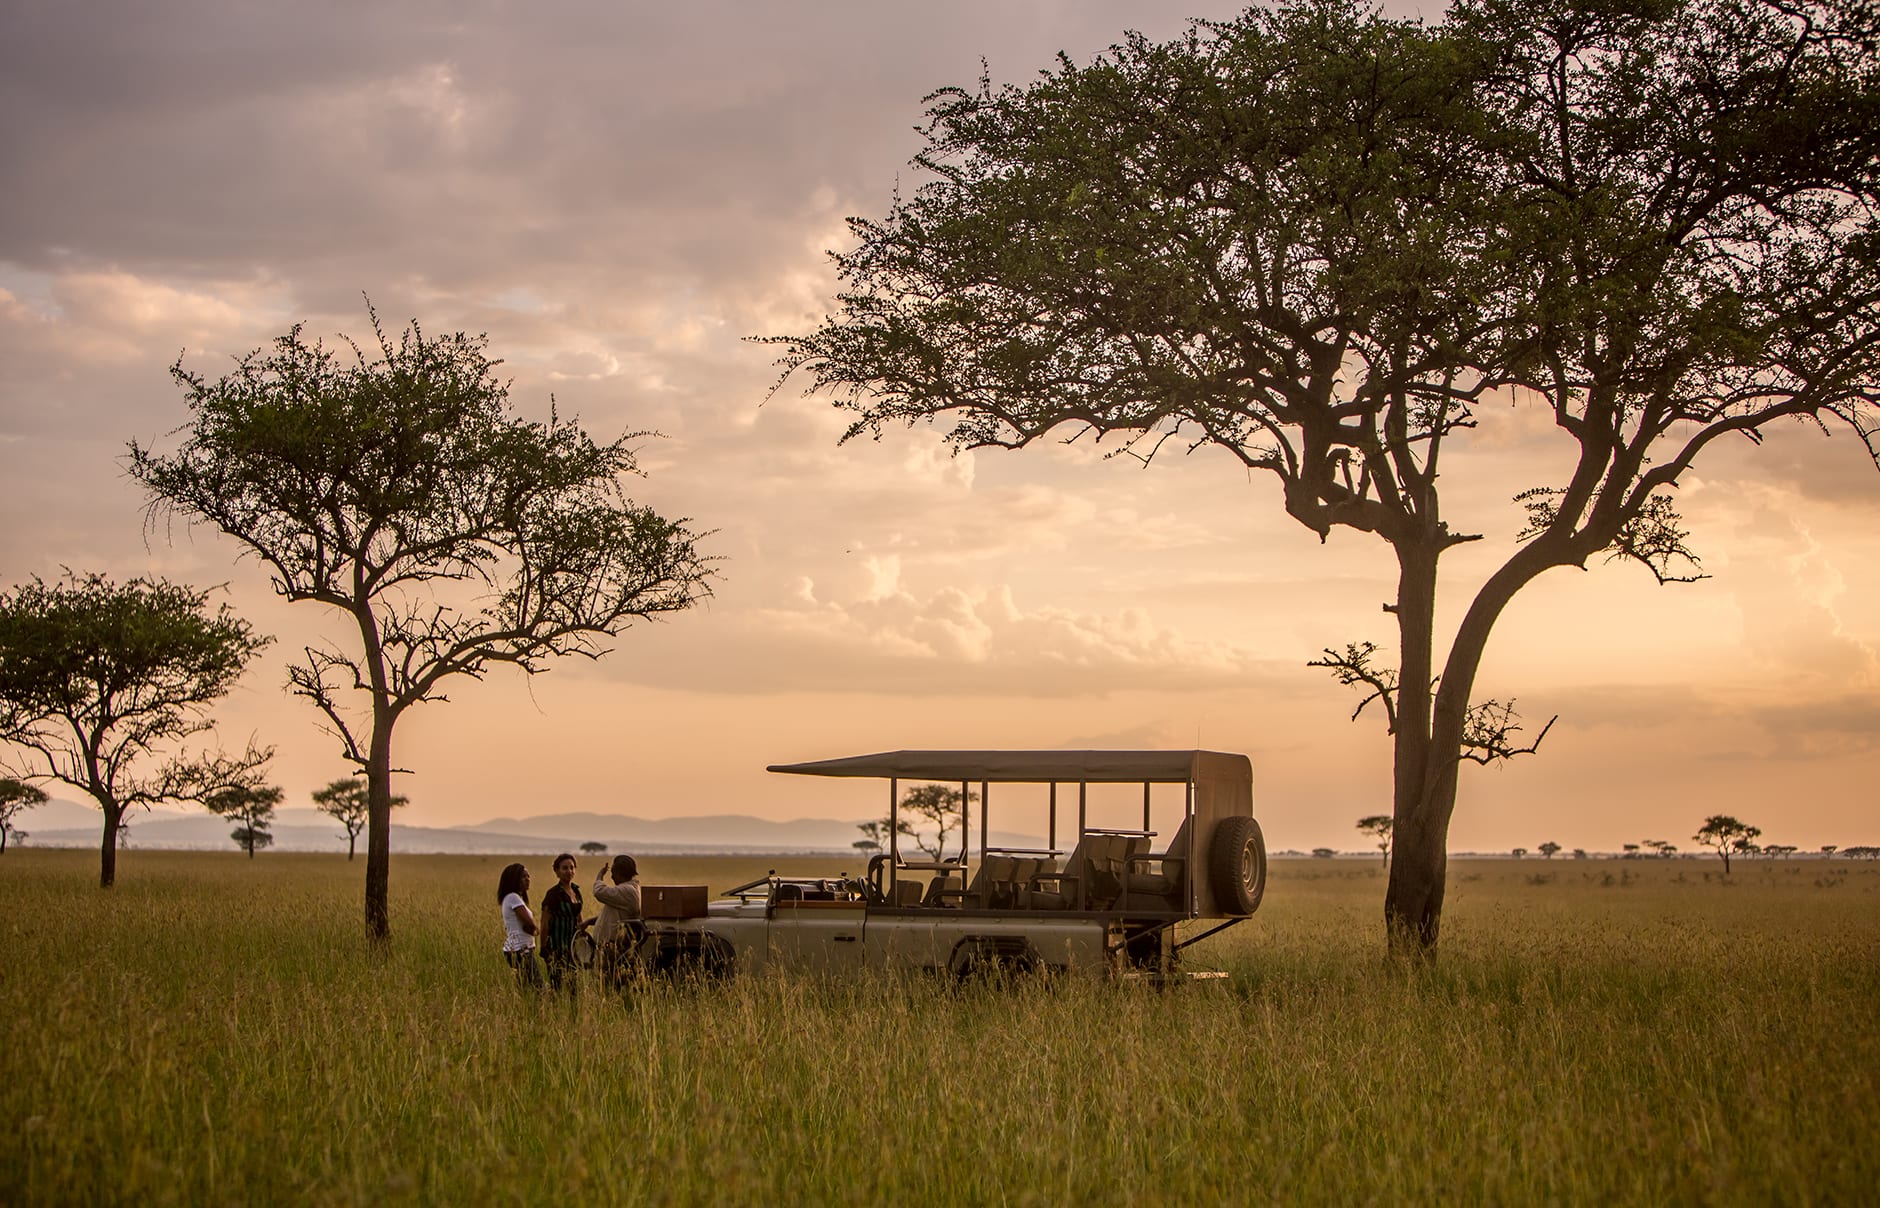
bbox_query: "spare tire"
[1209,816,1267,915]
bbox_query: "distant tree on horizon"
[132,305,715,941]
[1821,845,1838,857]
[208,783,282,858]
[1356,815,1393,868]
[580,840,608,856]
[230,825,275,854]
[0,572,271,887]
[311,777,408,861]
[1695,815,1761,874]
[1538,841,1561,859]
[1512,847,1528,859]
[0,777,47,855]
[1312,847,1337,859]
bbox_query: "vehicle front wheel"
[1209,816,1267,915]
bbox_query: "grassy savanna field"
[2,850,1874,1205]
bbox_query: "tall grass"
[2,850,1873,1204]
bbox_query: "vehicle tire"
[656,933,734,981]
[949,938,1038,981]
[1209,816,1267,915]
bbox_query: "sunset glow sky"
[3,1,1876,853]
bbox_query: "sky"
[2,1,1876,855]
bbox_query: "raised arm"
[592,869,641,915]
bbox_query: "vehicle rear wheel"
[949,937,1039,980]
[1209,816,1267,915]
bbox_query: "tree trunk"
[1384,744,1460,953]
[1380,518,1563,957]
[100,809,120,889]
[364,716,396,942]
[1383,538,1444,955]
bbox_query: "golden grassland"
[2,849,1874,1205]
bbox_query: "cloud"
[587,577,1285,698]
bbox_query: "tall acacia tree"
[771,0,1880,953]
[131,308,714,941]
[0,573,271,886]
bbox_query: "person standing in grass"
[591,853,642,983]
[497,863,542,989]
[539,852,584,994]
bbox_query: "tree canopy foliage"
[0,572,271,886]
[772,0,1880,952]
[131,306,715,938]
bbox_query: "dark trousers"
[505,947,543,990]
[543,945,578,994]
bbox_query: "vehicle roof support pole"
[977,779,988,864]
[1143,781,1152,833]
[1048,783,1057,850]
[961,780,970,864]
[889,776,899,892]
[1185,780,1196,915]
[1077,781,1088,911]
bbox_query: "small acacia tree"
[208,782,282,858]
[771,0,1880,953]
[899,784,976,862]
[1538,841,1561,860]
[310,776,407,861]
[1357,815,1394,867]
[0,573,271,886]
[131,306,714,940]
[0,777,48,854]
[1695,814,1761,874]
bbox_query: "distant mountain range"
[11,798,1046,856]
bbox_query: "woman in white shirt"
[496,862,542,989]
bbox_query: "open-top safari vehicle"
[612,749,1267,981]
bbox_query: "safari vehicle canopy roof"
[767,749,1249,784]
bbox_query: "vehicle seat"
[1008,857,1044,907]
[961,854,1018,908]
[923,872,962,907]
[892,877,925,906]
[1084,833,1132,908]
[1125,818,1190,906]
[1027,841,1087,909]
